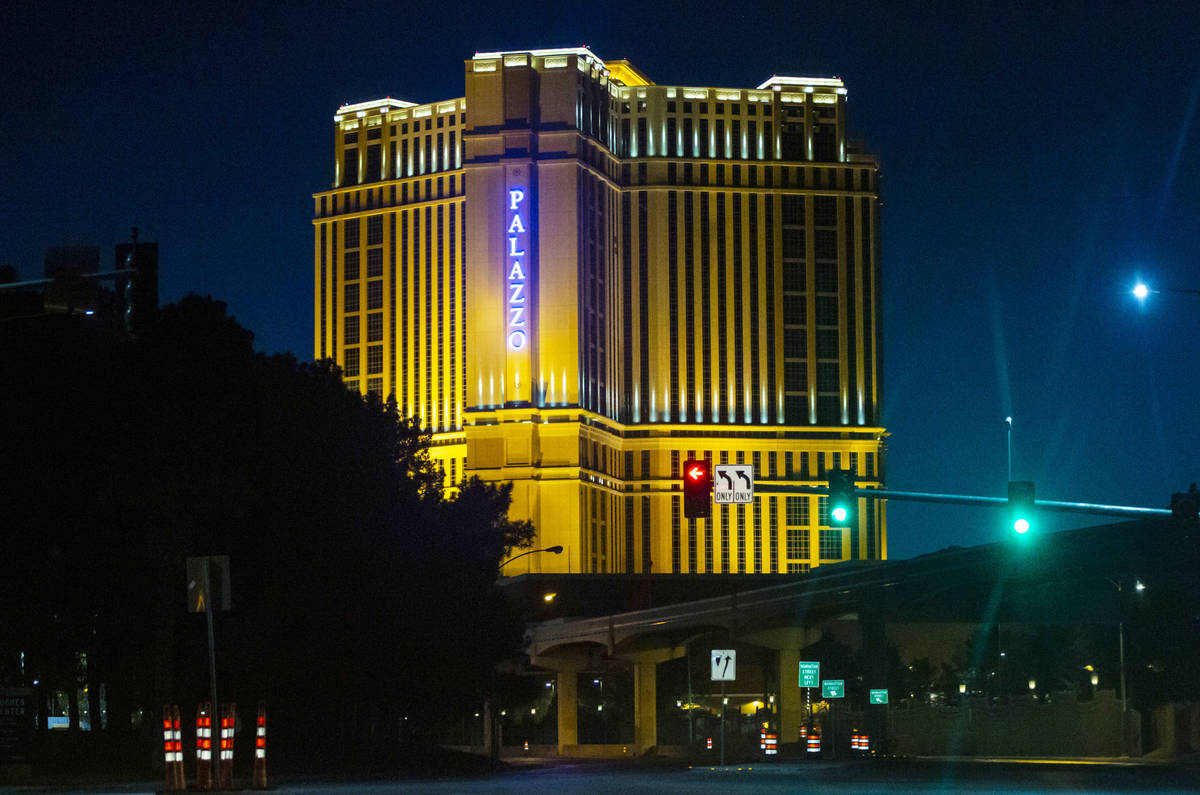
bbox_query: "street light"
[1132,281,1200,303]
[499,545,564,571]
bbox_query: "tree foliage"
[0,295,533,769]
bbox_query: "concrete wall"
[890,691,1132,757]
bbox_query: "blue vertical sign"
[503,164,532,405]
[505,185,528,352]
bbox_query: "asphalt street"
[4,758,1198,794]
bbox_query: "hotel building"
[313,47,886,575]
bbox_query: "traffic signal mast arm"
[755,484,1172,519]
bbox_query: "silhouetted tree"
[0,295,533,771]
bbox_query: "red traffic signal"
[683,459,712,519]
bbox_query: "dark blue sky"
[4,1,1198,559]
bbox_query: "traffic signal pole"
[754,484,1172,520]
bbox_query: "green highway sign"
[821,679,845,699]
[799,661,820,688]
[869,689,888,705]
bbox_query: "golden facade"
[314,47,886,575]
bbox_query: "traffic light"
[1008,480,1035,534]
[683,459,712,519]
[827,469,856,527]
[1170,485,1199,524]
[116,229,158,337]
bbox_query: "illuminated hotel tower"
[314,47,886,575]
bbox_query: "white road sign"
[714,465,754,504]
[711,649,737,681]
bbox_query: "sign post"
[187,556,230,787]
[822,680,844,760]
[711,650,736,766]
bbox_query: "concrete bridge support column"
[633,660,656,754]
[779,647,805,745]
[556,671,578,754]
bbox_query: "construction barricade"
[162,705,184,791]
[806,726,821,756]
[760,726,778,756]
[195,702,213,790]
[219,703,237,789]
[252,701,267,789]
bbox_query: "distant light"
[1091,674,1099,687]
[832,506,848,523]
[531,708,536,715]
[1135,581,1146,592]
[1014,518,1030,534]
[543,592,556,602]
[1133,283,1149,300]
[1028,679,1037,690]
[84,310,94,316]
[545,682,552,688]
[597,705,603,712]
[959,683,966,694]
[593,679,600,684]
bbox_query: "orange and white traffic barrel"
[806,727,821,755]
[162,705,184,791]
[195,702,213,790]
[252,701,267,789]
[218,703,236,789]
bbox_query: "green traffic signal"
[827,469,856,527]
[1008,480,1035,534]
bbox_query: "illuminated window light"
[474,60,497,72]
[544,56,568,69]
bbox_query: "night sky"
[5,1,1198,560]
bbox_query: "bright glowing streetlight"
[1131,281,1200,303]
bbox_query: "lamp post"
[1106,577,1145,756]
[499,545,564,572]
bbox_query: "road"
[5,758,1197,794]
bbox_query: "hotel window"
[366,248,383,278]
[769,498,779,572]
[366,312,383,342]
[343,219,360,248]
[367,344,383,375]
[786,528,810,560]
[366,377,382,396]
[367,215,383,245]
[343,347,360,377]
[367,280,383,310]
[819,528,842,560]
[366,144,381,182]
[343,314,359,344]
[786,495,810,525]
[343,132,358,144]
[343,283,359,312]
[343,250,360,281]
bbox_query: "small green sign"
[822,679,845,699]
[869,689,888,705]
[799,661,820,688]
